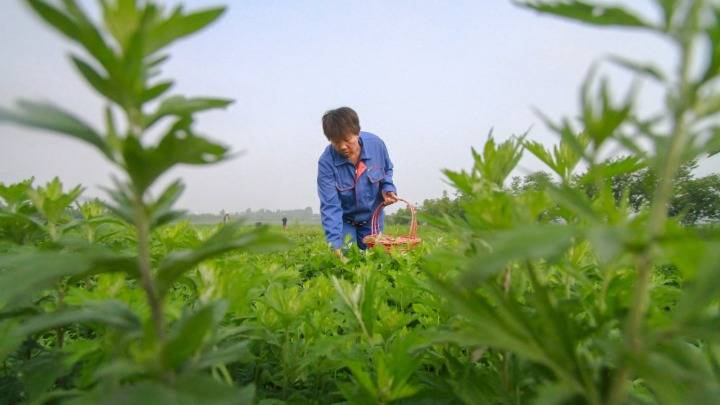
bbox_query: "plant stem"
[134,193,164,341]
[55,283,66,349]
[608,3,701,403]
[283,327,289,397]
[48,222,58,241]
[503,267,512,296]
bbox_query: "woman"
[317,107,398,251]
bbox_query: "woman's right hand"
[382,191,398,205]
[334,248,348,263]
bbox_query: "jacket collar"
[332,132,369,166]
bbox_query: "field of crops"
[0,216,454,403]
[2,0,720,404]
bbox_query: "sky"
[1,0,718,214]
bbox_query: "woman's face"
[330,132,360,159]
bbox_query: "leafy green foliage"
[0,0,284,402]
[425,1,720,404]
[122,118,229,194]
[1,0,720,403]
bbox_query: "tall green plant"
[0,0,287,401]
[428,1,720,403]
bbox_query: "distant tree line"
[187,207,320,225]
[389,160,720,226]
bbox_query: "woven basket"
[362,198,421,252]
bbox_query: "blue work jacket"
[317,131,396,249]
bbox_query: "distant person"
[282,216,288,229]
[317,107,398,253]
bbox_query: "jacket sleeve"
[380,139,397,194]
[317,158,344,249]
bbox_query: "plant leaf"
[459,225,578,286]
[140,80,174,103]
[0,100,113,160]
[516,1,654,29]
[70,55,119,104]
[146,7,226,55]
[143,96,233,129]
[607,55,667,83]
[191,341,253,370]
[0,250,90,308]
[161,301,225,369]
[26,0,81,41]
[12,300,141,339]
[149,179,186,228]
[123,118,229,193]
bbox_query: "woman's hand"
[382,191,398,205]
[334,249,348,263]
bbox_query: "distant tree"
[407,161,719,227]
[603,160,695,211]
[387,207,411,225]
[386,190,463,225]
[510,171,554,193]
[574,159,719,225]
[669,173,720,224]
[421,190,463,219]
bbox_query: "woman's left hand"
[382,191,398,205]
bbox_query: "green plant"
[2,0,719,403]
[426,1,720,403]
[0,0,288,402]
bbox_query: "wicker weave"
[362,198,421,252]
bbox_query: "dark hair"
[322,107,360,141]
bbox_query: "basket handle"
[370,197,417,237]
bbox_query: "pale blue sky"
[1,1,717,213]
